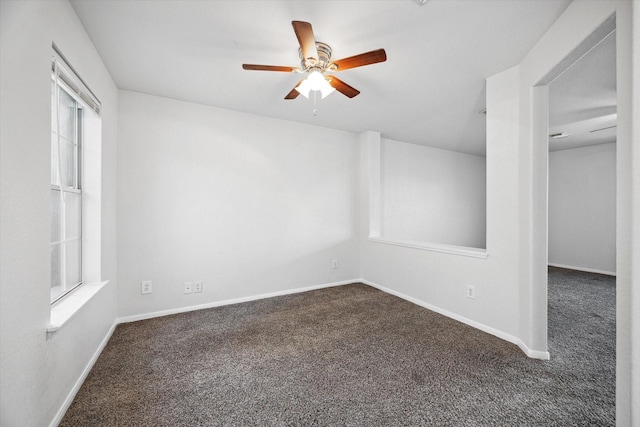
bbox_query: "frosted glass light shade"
[320,84,335,99]
[295,71,335,99]
[295,79,311,98]
[306,71,325,90]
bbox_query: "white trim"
[49,320,117,427]
[117,279,355,324]
[548,263,616,277]
[48,281,108,337]
[52,44,101,113]
[117,277,548,359]
[50,185,81,194]
[368,237,489,259]
[359,278,550,360]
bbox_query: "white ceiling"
[70,0,576,157]
[548,30,617,152]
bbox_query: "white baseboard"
[50,320,118,427]
[117,279,356,324]
[359,279,550,360]
[548,263,616,276]
[518,344,551,360]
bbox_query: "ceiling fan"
[242,21,387,100]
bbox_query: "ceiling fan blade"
[242,64,299,72]
[292,21,318,61]
[328,76,360,98]
[284,79,306,99]
[331,49,387,71]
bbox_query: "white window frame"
[48,47,106,336]
[51,76,84,303]
[50,48,101,305]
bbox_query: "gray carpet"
[61,267,615,426]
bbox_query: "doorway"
[526,3,635,422]
[547,30,617,277]
[539,14,617,423]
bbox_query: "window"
[50,49,101,304]
[51,78,83,302]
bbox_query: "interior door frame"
[528,6,635,423]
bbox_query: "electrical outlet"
[194,281,202,293]
[466,284,476,300]
[332,259,338,269]
[184,282,193,294]
[141,280,152,295]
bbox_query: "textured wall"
[117,91,360,318]
[381,138,486,249]
[0,1,118,425]
[360,66,523,347]
[549,143,616,274]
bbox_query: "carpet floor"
[60,267,615,426]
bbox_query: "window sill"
[47,280,108,338]
[368,237,488,259]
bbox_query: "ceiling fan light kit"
[295,71,335,99]
[242,20,387,102]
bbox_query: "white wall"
[117,91,360,318]
[0,1,118,426]
[360,1,637,378]
[381,138,486,249]
[631,3,640,424]
[360,65,525,354]
[548,143,616,274]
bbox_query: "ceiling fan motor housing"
[299,42,337,72]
